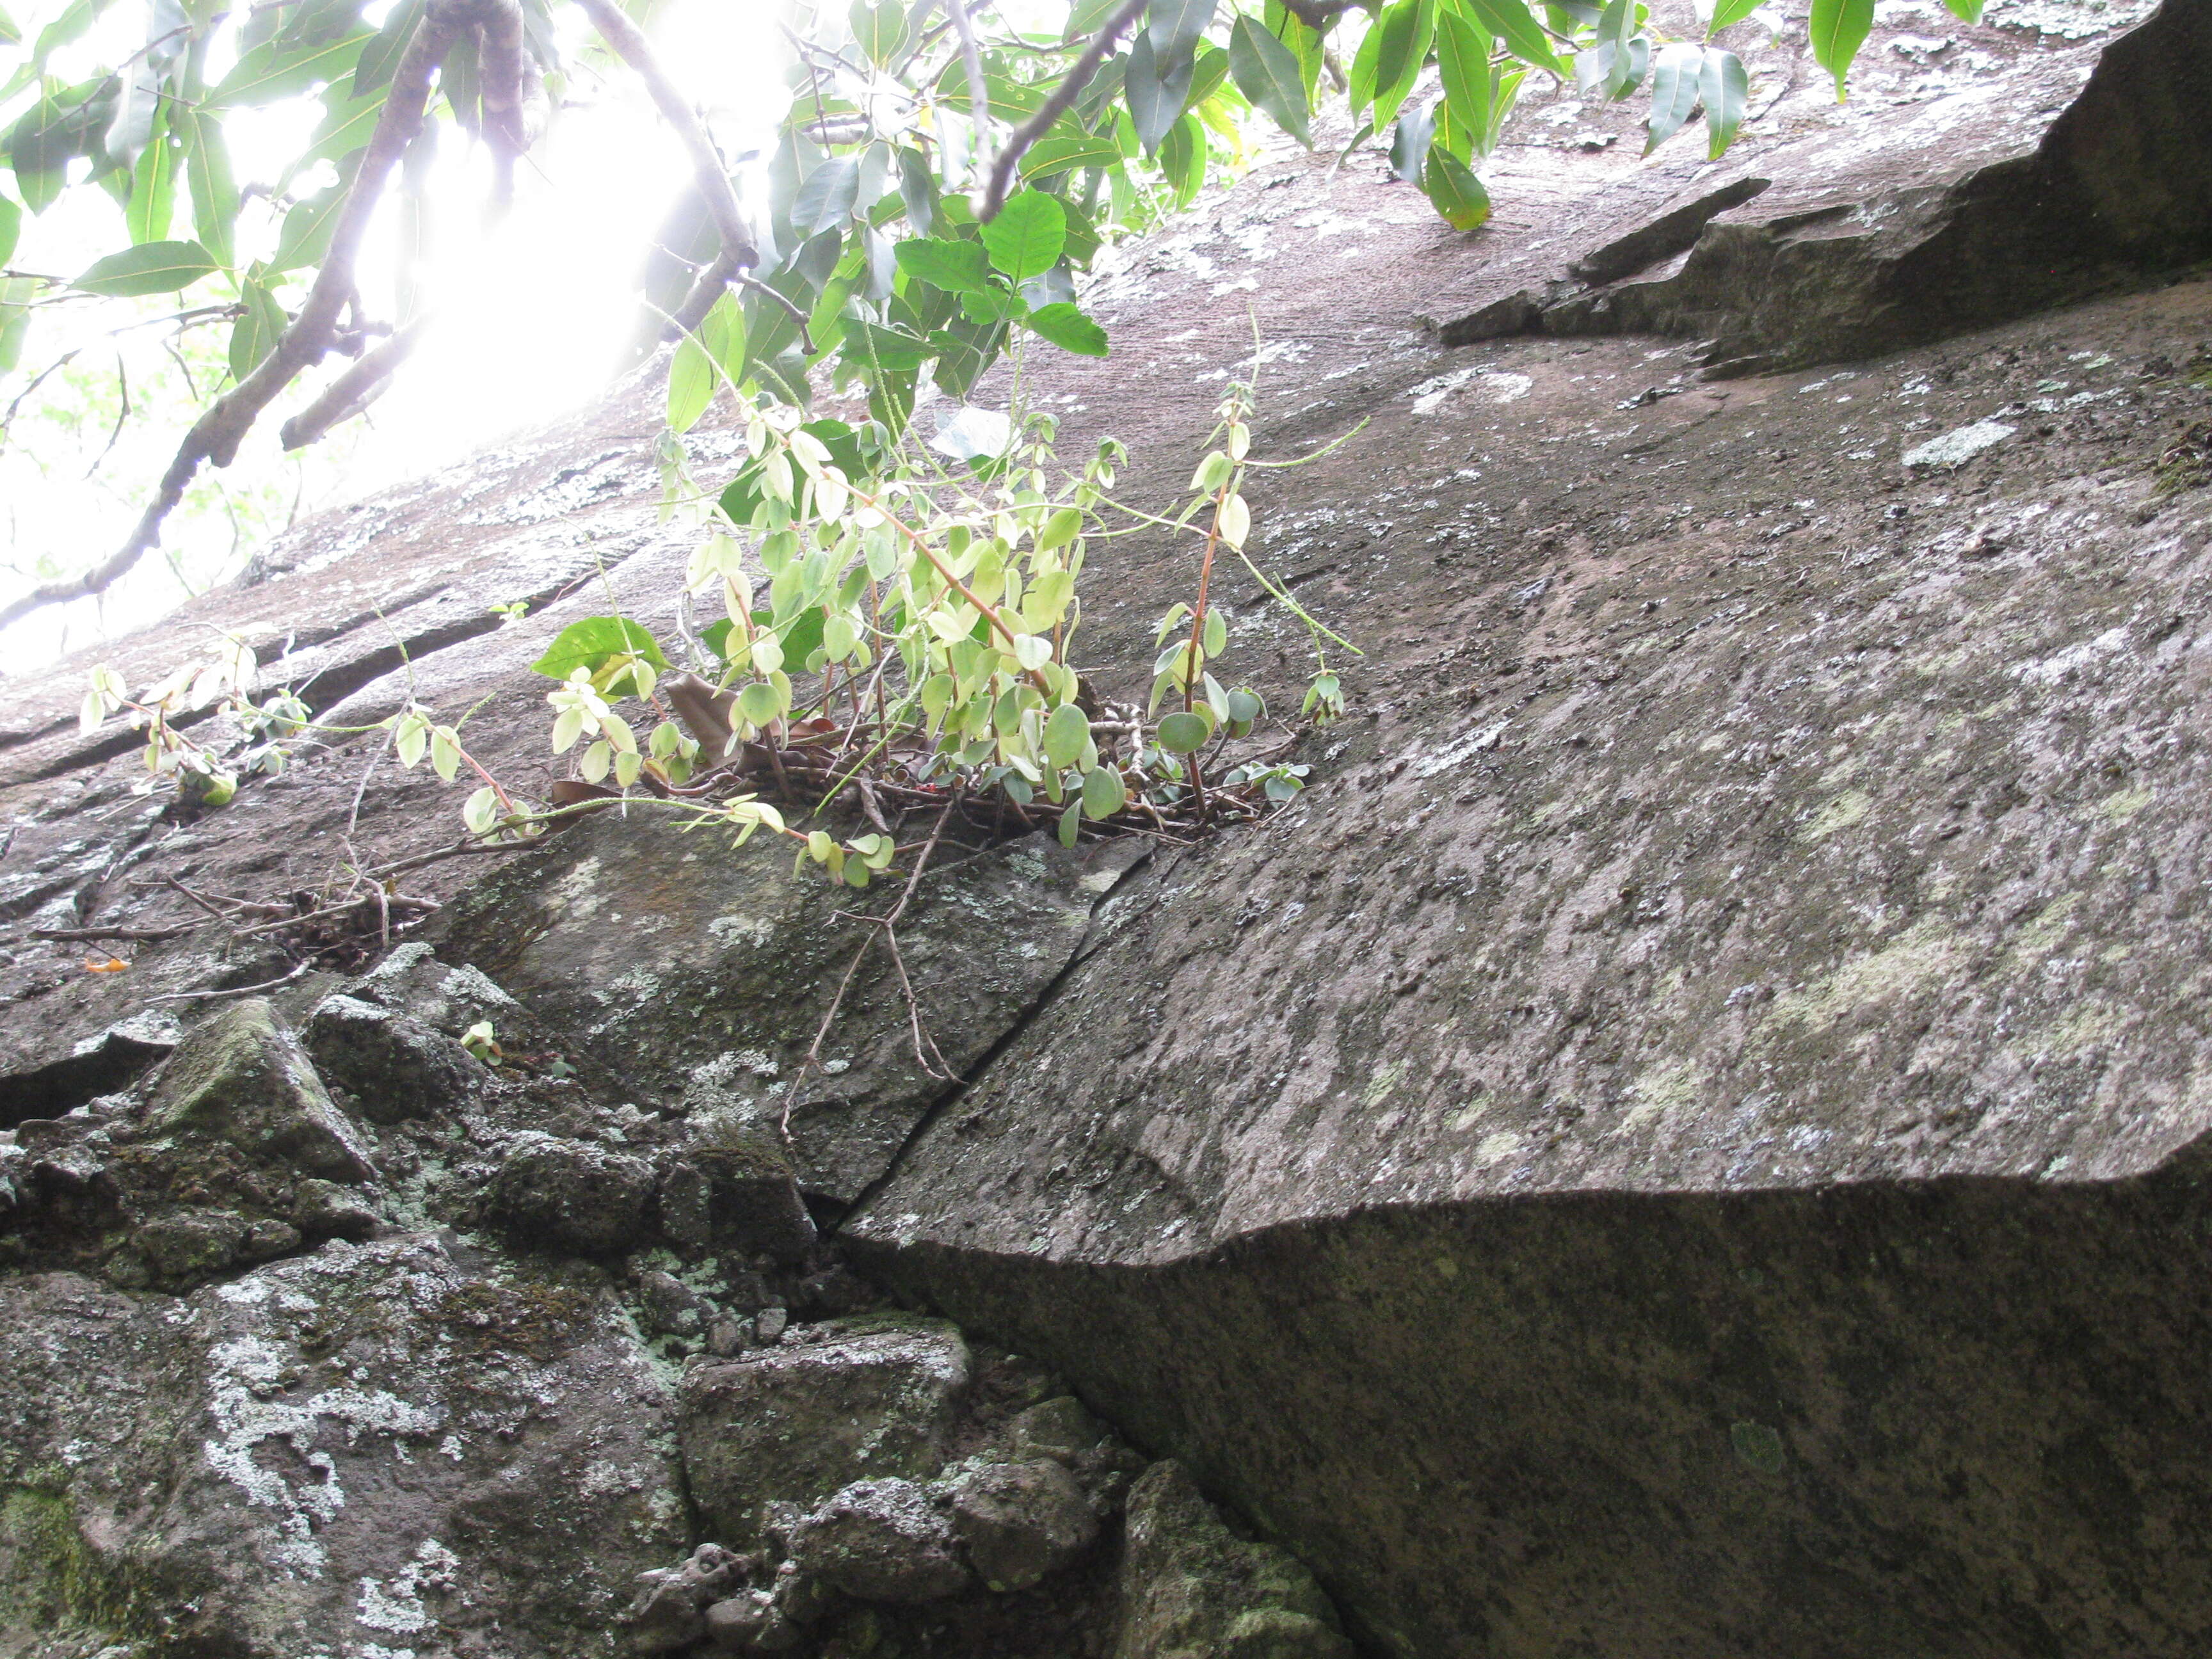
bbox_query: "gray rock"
[1114,1463,1350,1659]
[1005,1396,1109,1467]
[142,998,375,1183]
[657,1137,816,1262]
[303,991,485,1123]
[950,1459,1097,1591]
[703,1591,805,1652]
[292,1176,383,1242]
[788,1478,970,1604]
[624,1543,746,1653]
[434,816,1114,1203]
[0,1234,687,1657]
[754,1304,787,1343]
[134,1206,249,1281]
[680,1314,970,1547]
[488,1131,655,1256]
[637,1269,712,1340]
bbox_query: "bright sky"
[0,0,791,671]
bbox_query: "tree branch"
[0,0,525,634]
[1272,0,1361,28]
[573,0,757,269]
[279,314,434,450]
[979,0,1148,220]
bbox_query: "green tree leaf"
[1699,47,1747,156]
[178,108,237,267]
[1808,0,1873,97]
[1452,0,1566,77]
[1644,42,1702,154]
[1123,29,1193,152]
[0,194,17,268]
[1019,130,1124,179]
[228,276,287,382]
[849,0,908,64]
[1228,13,1311,146]
[792,156,860,237]
[1434,9,1493,154]
[1082,764,1127,819]
[1370,0,1436,132]
[981,190,1067,280]
[1043,701,1090,769]
[531,617,671,680]
[72,238,217,295]
[1157,710,1211,753]
[1703,0,1766,31]
[1422,147,1491,230]
[895,236,993,294]
[1025,301,1109,357]
[211,24,371,107]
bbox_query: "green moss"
[0,1486,154,1647]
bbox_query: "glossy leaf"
[1434,9,1493,153]
[1370,0,1435,132]
[1123,29,1192,152]
[125,123,178,243]
[1025,301,1109,357]
[1158,710,1211,753]
[1703,0,1766,31]
[895,236,993,294]
[1228,13,1311,146]
[1453,0,1567,76]
[530,617,671,680]
[791,156,860,237]
[0,195,17,268]
[1809,0,1873,96]
[1391,99,1437,185]
[211,25,371,106]
[849,0,907,64]
[1699,47,1747,156]
[1422,147,1491,230]
[1019,130,1123,179]
[72,238,217,295]
[981,190,1066,280]
[1644,42,1703,154]
[228,276,287,382]
[179,108,237,267]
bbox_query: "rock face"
[12,0,2212,1654]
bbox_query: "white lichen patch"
[1408,369,1534,416]
[356,1539,460,1637]
[1902,419,2014,469]
[202,1335,443,1576]
[707,913,775,949]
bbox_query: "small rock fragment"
[303,993,486,1123]
[143,998,376,1182]
[789,1478,970,1603]
[1007,1395,1109,1466]
[488,1131,655,1255]
[951,1458,1098,1591]
[623,1543,745,1653]
[639,1269,713,1340]
[657,1136,816,1262]
[136,1208,248,1279]
[755,1305,788,1344]
[294,1177,383,1242]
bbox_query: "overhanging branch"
[979,0,1148,221]
[0,0,527,634]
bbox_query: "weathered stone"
[703,1590,805,1652]
[142,999,374,1182]
[0,1235,686,1657]
[789,1477,970,1604]
[1113,1462,1350,1659]
[624,1543,745,1653]
[291,1176,383,1242]
[435,816,1130,1203]
[303,991,485,1123]
[680,1314,970,1547]
[134,1207,248,1281]
[950,1459,1097,1591]
[1004,1396,1109,1467]
[657,1135,817,1262]
[636,1268,712,1339]
[487,1131,655,1256]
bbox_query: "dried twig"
[31,922,194,942]
[148,959,315,1003]
[781,792,962,1137]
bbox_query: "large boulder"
[141,998,375,1183]
[679,1314,971,1547]
[0,1234,687,1657]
